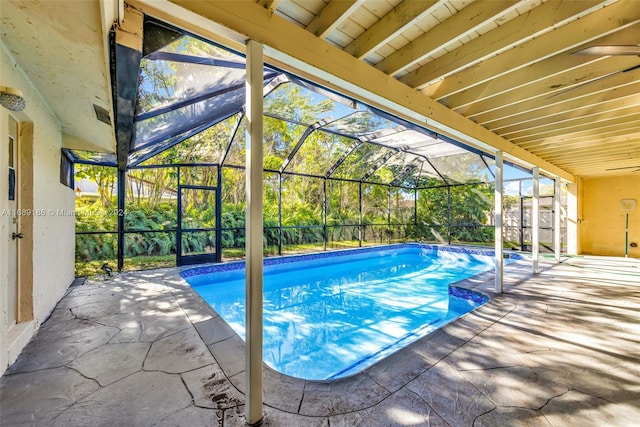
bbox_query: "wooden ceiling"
[3,1,637,179]
[266,0,640,178]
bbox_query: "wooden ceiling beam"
[536,145,640,163]
[550,157,640,170]
[552,149,640,165]
[563,162,640,172]
[461,56,640,119]
[344,0,440,60]
[375,0,516,76]
[535,150,640,167]
[416,1,639,96]
[517,120,640,148]
[504,108,640,142]
[305,0,366,39]
[132,0,575,181]
[510,113,640,144]
[529,134,640,156]
[480,83,640,130]
[573,157,640,166]
[495,100,640,136]
[257,0,281,14]
[446,25,640,111]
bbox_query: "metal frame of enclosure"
[70,161,565,272]
[68,18,567,272]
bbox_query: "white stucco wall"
[1,43,75,375]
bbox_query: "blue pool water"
[182,244,498,380]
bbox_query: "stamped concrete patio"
[1,255,639,426]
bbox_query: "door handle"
[12,232,23,240]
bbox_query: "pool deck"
[1,254,639,426]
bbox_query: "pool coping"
[162,244,525,417]
[180,242,522,278]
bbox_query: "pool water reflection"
[182,245,492,379]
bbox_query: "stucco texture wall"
[580,175,640,258]
[1,43,75,373]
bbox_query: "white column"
[245,39,264,427]
[532,167,540,274]
[566,181,579,255]
[554,178,562,262]
[494,151,504,293]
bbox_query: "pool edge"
[162,245,523,417]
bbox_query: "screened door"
[177,185,219,266]
[521,195,554,253]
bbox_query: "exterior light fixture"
[0,86,26,111]
[620,198,637,258]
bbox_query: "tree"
[75,164,116,208]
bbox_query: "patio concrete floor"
[1,255,639,426]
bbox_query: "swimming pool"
[182,244,499,380]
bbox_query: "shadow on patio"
[1,257,639,426]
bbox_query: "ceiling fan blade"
[547,63,640,99]
[573,45,640,56]
[605,165,640,171]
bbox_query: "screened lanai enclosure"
[65,21,568,275]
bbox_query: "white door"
[7,115,19,326]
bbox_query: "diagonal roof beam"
[376,0,518,76]
[492,95,640,135]
[445,24,640,111]
[135,0,575,181]
[305,0,366,39]
[504,107,640,142]
[536,142,640,162]
[413,0,640,95]
[114,5,144,170]
[510,112,640,144]
[555,150,640,165]
[389,160,421,187]
[528,133,640,156]
[474,72,640,127]
[361,149,398,182]
[398,0,602,92]
[280,120,330,173]
[344,0,440,60]
[326,140,363,178]
[517,118,640,148]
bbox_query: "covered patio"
[1,1,639,425]
[2,255,639,426]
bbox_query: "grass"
[75,255,176,277]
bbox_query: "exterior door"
[177,185,218,266]
[7,116,19,327]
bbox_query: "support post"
[532,167,540,274]
[387,186,391,244]
[414,188,418,240]
[447,186,452,245]
[244,39,264,427]
[323,178,327,251]
[519,189,524,251]
[494,151,504,293]
[278,173,282,256]
[553,178,561,262]
[117,168,126,271]
[358,181,363,247]
[215,166,223,262]
[176,167,182,265]
[413,188,418,229]
[566,180,579,255]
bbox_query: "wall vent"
[93,104,112,125]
